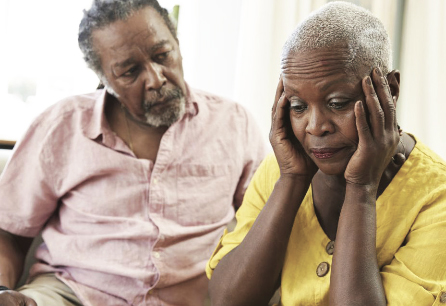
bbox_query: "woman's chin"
[314,161,349,178]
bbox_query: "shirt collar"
[184,83,199,116]
[84,82,200,141]
[84,89,109,141]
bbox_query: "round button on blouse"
[440,292,446,303]
[326,240,335,255]
[316,262,330,277]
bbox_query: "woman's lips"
[310,147,345,159]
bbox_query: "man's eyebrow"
[150,40,171,52]
[114,58,136,69]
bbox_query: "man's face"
[92,7,187,127]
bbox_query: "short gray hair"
[78,0,177,80]
[282,1,392,76]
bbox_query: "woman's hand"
[270,76,318,179]
[344,67,399,187]
[0,290,37,306]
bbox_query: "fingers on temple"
[355,101,372,142]
[372,68,395,130]
[362,74,384,137]
[272,93,288,132]
[272,75,284,121]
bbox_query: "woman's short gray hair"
[282,1,392,76]
[78,0,177,79]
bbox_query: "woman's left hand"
[344,67,399,188]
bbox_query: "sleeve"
[380,187,446,305]
[0,114,60,237]
[231,105,269,210]
[207,153,279,279]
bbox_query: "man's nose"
[144,63,167,91]
[305,108,333,136]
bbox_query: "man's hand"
[270,76,318,179]
[344,67,399,188]
[0,290,37,306]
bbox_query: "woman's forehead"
[281,48,354,77]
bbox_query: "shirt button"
[316,262,330,277]
[326,241,335,255]
[440,292,446,303]
[153,251,161,259]
[153,178,158,184]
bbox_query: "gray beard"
[144,96,186,127]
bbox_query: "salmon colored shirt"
[0,85,266,306]
[207,137,446,305]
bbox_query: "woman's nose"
[305,108,334,136]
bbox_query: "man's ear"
[387,70,400,107]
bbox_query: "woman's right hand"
[270,76,318,179]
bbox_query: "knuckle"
[368,91,378,99]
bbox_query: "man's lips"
[146,98,175,110]
[310,147,345,159]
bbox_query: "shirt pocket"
[176,164,232,226]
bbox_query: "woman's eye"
[290,103,308,113]
[328,101,350,110]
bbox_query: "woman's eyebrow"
[320,78,353,92]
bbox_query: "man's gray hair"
[282,1,392,75]
[78,0,177,80]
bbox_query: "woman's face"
[282,48,366,176]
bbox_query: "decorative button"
[326,241,335,255]
[316,262,330,277]
[153,252,161,259]
[440,292,446,303]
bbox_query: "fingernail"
[366,76,372,86]
[375,68,382,76]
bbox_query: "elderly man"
[0,0,266,305]
[208,2,446,306]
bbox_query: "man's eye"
[123,66,139,77]
[289,103,307,113]
[154,51,170,62]
[328,101,350,110]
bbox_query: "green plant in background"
[169,5,180,31]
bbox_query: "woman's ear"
[387,70,400,107]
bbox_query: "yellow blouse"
[207,137,446,305]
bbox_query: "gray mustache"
[145,87,183,107]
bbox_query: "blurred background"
[0,0,445,158]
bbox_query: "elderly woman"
[206,2,446,306]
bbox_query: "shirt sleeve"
[231,105,268,210]
[0,115,59,237]
[207,153,279,279]
[380,186,446,305]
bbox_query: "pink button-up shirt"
[0,85,266,305]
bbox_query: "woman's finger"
[354,100,372,144]
[272,93,289,135]
[272,75,284,123]
[372,68,395,131]
[362,75,385,139]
